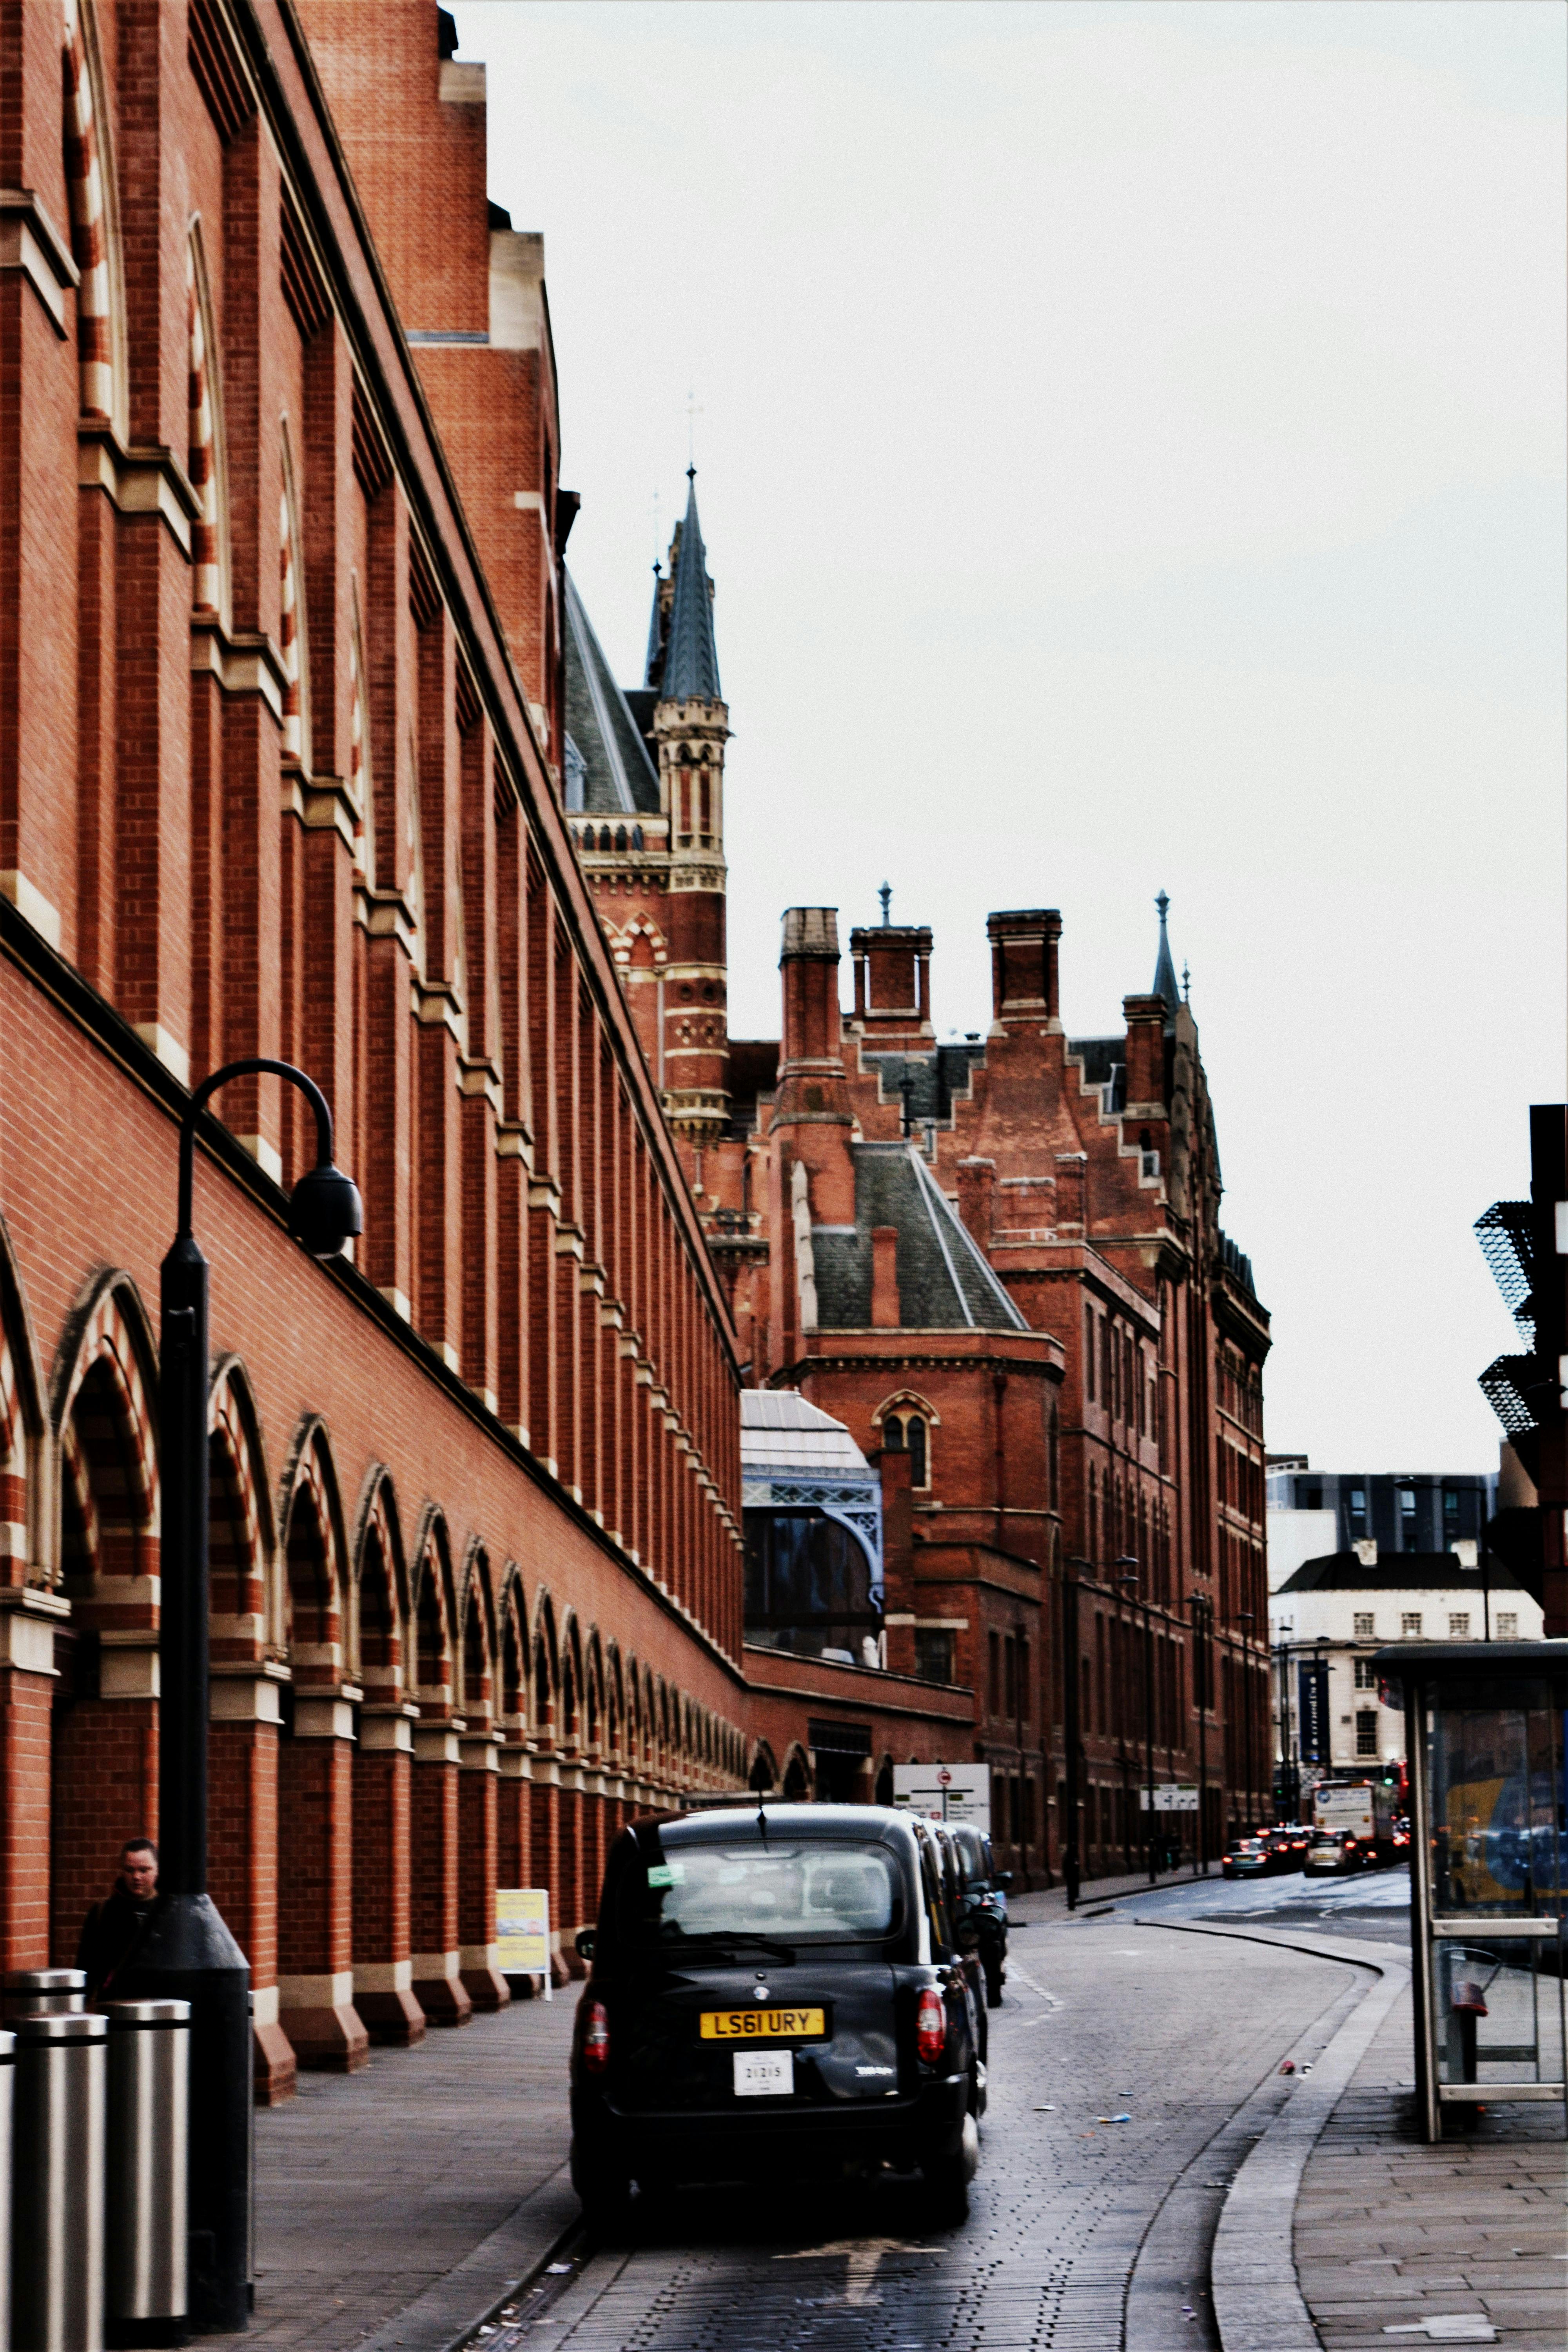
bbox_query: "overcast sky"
[452,0,1566,1477]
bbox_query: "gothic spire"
[642,559,663,690]
[1153,889,1180,1020]
[659,469,721,702]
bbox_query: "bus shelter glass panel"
[1426,1675,1565,2123]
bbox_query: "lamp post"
[1189,1591,1212,1876]
[1239,1610,1257,1832]
[1062,1559,1090,1910]
[1118,1556,1156,1884]
[130,1058,361,2334]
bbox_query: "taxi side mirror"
[574,1929,596,1963]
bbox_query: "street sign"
[1298,1660,1330,1765]
[891,1764,990,1830]
[1139,1784,1199,1813]
[496,1888,551,1996]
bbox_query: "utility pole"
[1189,1591,1212,1875]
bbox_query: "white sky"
[453,0,1566,1476]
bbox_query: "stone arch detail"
[276,1416,348,1690]
[0,1211,49,1586]
[62,0,127,434]
[278,417,310,767]
[185,220,229,620]
[206,1354,274,1660]
[52,1267,160,1592]
[350,1465,407,1702]
[407,1506,456,1716]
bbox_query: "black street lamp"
[1062,1558,1091,1910]
[1189,1590,1213,1876]
[1117,1556,1156,1885]
[1239,1610,1257,1833]
[129,1059,360,2334]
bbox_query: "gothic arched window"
[881,1411,929,1490]
[632,824,644,849]
[614,824,627,852]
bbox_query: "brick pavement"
[501,1916,1358,2350]
[212,1993,580,2352]
[1296,1975,1567,2351]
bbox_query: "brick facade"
[0,0,750,2098]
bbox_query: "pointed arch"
[0,1212,49,1587]
[62,0,127,433]
[276,1416,348,1690]
[185,220,229,621]
[350,1465,407,1702]
[494,1564,527,1733]
[457,1538,494,1723]
[348,580,376,880]
[52,1268,160,1595]
[408,1506,456,1716]
[748,1739,777,1794]
[206,1354,275,1661]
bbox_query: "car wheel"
[570,2137,632,2240]
[924,2111,979,2226]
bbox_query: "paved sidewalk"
[216,1993,580,2352]
[1296,1976,1566,2350]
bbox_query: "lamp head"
[288,1160,364,1259]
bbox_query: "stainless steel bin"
[3,1975,84,2022]
[103,2004,188,2345]
[0,2027,15,2352]
[11,2012,106,2352]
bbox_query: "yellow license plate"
[699,2007,826,2042]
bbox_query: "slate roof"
[859,1046,984,1125]
[740,1389,875,1479]
[659,473,722,702]
[563,570,661,816]
[811,1144,1029,1332]
[1277,1551,1527,1596]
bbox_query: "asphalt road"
[495,1887,1388,2352]
[1116,1855,1414,1945]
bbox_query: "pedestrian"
[1064,1846,1080,1911]
[78,1837,160,2002]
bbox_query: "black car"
[945,1820,1012,2006]
[570,1804,983,2230]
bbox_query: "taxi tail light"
[581,1998,611,2073]
[916,1986,947,2066]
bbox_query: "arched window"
[614,824,627,852]
[599,824,612,852]
[632,824,644,849]
[880,1408,930,1489]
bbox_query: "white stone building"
[1268,1542,1544,1785]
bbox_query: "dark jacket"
[77,1886,155,2001]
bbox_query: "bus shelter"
[1374,1641,1566,2141]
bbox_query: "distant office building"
[1266,1461,1497,1593]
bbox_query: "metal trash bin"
[0,2027,15,2352]
[3,1973,85,2020]
[103,2003,188,2346]
[11,2012,106,2352]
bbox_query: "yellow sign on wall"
[496,1888,551,1980]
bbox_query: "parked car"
[945,1820,1011,2008]
[930,1825,989,2073]
[1221,1835,1272,1880]
[569,1804,984,2233]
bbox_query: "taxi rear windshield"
[624,1843,900,1943]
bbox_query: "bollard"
[103,2002,189,2349]
[0,2027,14,2352]
[11,2012,106,2352]
[3,1973,84,2021]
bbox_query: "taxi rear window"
[622,1842,900,1944]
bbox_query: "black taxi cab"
[569,1804,983,2230]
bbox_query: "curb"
[1136,1918,1410,2352]
[351,2168,583,2352]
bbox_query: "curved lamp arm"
[177,1057,356,1255]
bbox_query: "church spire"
[660,469,721,702]
[643,559,664,689]
[1152,890,1181,1022]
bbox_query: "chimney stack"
[770,908,855,1223]
[987,909,1063,1031]
[871,1227,900,1327]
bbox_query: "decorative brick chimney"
[987,909,1063,1032]
[769,908,855,1224]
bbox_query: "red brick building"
[0,0,758,2098]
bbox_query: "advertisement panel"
[495,1888,552,1996]
[1298,1659,1330,1766]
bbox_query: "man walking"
[78,1837,160,2001]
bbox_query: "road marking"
[1005,1962,1062,2007]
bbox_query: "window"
[1496,1612,1517,1639]
[882,1410,929,1488]
[1442,1488,1460,1542]
[988,1631,1001,1713]
[1347,1487,1367,1537]
[1399,1487,1416,1537]
[1353,1612,1375,1639]
[915,1628,956,1686]
[1302,1485,1323,1514]
[1401,1612,1422,1637]
[1354,1659,1378,1689]
[1355,1710,1378,1757]
[1448,1613,1470,1639]
[1084,1306,1096,1401]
